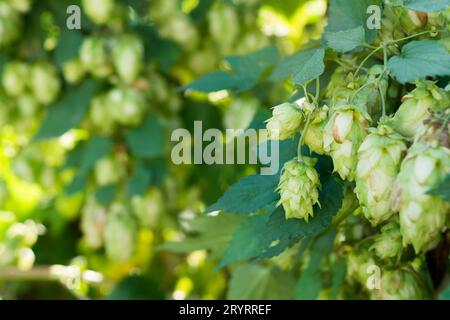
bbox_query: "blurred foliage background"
[0,0,327,299]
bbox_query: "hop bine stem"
[297,79,319,162]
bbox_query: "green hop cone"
[392,81,449,138]
[81,197,107,249]
[107,87,146,126]
[0,3,22,47]
[277,158,320,221]
[355,124,407,226]
[89,94,117,135]
[94,156,124,186]
[393,139,450,253]
[323,105,370,181]
[62,58,85,84]
[347,244,377,287]
[104,203,137,263]
[82,0,114,25]
[80,36,112,78]
[30,62,61,104]
[372,267,429,300]
[370,220,403,259]
[112,34,144,84]
[2,61,29,96]
[303,106,329,155]
[131,188,164,228]
[8,0,32,13]
[17,93,39,118]
[266,101,304,140]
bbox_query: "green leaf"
[181,72,240,93]
[270,48,325,85]
[219,176,343,267]
[107,275,165,300]
[34,79,101,140]
[227,264,295,300]
[158,214,245,260]
[54,29,83,67]
[126,162,152,197]
[78,136,113,174]
[183,46,279,93]
[388,40,450,83]
[95,184,117,205]
[295,232,336,299]
[330,260,347,299]
[427,174,450,202]
[66,136,113,194]
[403,0,450,12]
[326,0,381,43]
[323,26,365,52]
[205,174,280,215]
[125,115,165,159]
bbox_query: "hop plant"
[371,220,403,259]
[81,197,107,249]
[80,36,112,78]
[107,87,146,126]
[355,124,407,226]
[2,61,29,96]
[347,244,377,287]
[30,62,61,105]
[392,81,449,138]
[266,101,304,140]
[393,139,450,253]
[277,158,320,221]
[372,267,429,300]
[81,0,115,25]
[62,58,86,84]
[0,2,22,47]
[112,34,144,84]
[323,105,370,181]
[374,6,428,55]
[303,106,329,155]
[104,204,137,263]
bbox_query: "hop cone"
[303,106,329,155]
[355,124,407,226]
[374,6,428,56]
[372,267,429,300]
[266,102,304,140]
[347,245,376,287]
[393,140,450,253]
[112,34,144,84]
[277,158,320,221]
[104,204,137,262]
[371,220,403,259]
[392,81,449,138]
[323,105,370,181]
[30,62,61,105]
[81,197,107,249]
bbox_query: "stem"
[354,46,383,78]
[378,43,388,120]
[350,79,377,104]
[314,77,320,103]
[297,83,315,162]
[388,30,443,45]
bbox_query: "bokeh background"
[0,0,327,299]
